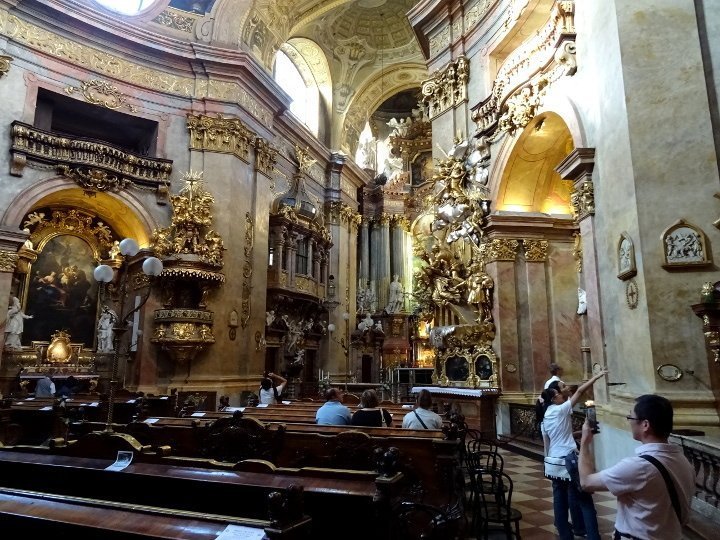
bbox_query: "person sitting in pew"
[259,372,287,405]
[315,388,352,425]
[402,389,443,429]
[34,371,55,398]
[351,389,392,427]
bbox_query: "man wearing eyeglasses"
[578,394,694,540]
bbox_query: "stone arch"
[1,178,159,247]
[490,111,575,214]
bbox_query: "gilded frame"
[617,232,636,280]
[661,219,711,269]
[435,345,499,388]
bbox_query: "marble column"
[484,239,520,392]
[391,217,404,280]
[360,218,370,285]
[378,214,392,312]
[522,239,552,392]
[555,148,607,403]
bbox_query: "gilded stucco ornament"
[471,0,576,137]
[255,137,278,176]
[151,171,225,366]
[153,9,196,33]
[570,181,595,220]
[57,165,129,195]
[294,145,317,175]
[421,56,469,120]
[523,239,549,262]
[0,54,11,77]
[64,79,138,113]
[481,239,519,263]
[573,232,583,273]
[0,250,18,272]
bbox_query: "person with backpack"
[259,372,286,404]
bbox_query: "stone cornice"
[484,213,577,241]
[555,147,596,181]
[407,0,454,59]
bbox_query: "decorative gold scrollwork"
[570,180,595,220]
[65,79,138,113]
[0,54,11,77]
[58,164,129,194]
[523,239,549,262]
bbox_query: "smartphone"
[587,407,599,434]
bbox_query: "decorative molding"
[523,239,549,262]
[199,80,273,126]
[57,165,129,194]
[0,54,11,77]
[573,232,583,274]
[482,238,519,262]
[429,26,451,56]
[570,180,594,220]
[421,56,469,120]
[241,212,254,329]
[661,219,712,269]
[0,250,18,272]
[0,8,194,96]
[10,121,172,193]
[64,79,138,113]
[255,137,277,177]
[153,9,196,33]
[625,279,639,309]
[23,208,114,254]
[471,0,576,136]
[293,145,317,175]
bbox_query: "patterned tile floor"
[477,448,618,539]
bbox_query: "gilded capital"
[570,180,595,221]
[187,114,255,163]
[482,239,519,262]
[378,213,392,226]
[0,250,18,272]
[523,239,549,262]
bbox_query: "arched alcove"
[495,112,575,214]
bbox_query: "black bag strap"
[639,454,681,522]
[414,410,429,429]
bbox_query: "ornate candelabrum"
[93,238,163,432]
[150,171,225,375]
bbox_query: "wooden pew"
[0,439,400,539]
[66,414,459,504]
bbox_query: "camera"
[585,400,599,434]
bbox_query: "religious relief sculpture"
[4,296,32,350]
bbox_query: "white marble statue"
[385,274,404,313]
[358,313,374,332]
[577,288,587,315]
[97,305,117,353]
[4,296,32,350]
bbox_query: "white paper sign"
[144,418,160,424]
[105,451,133,471]
[191,412,206,417]
[255,404,268,408]
[281,401,291,405]
[39,406,53,411]
[89,402,100,407]
[214,524,266,540]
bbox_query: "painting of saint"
[24,235,99,347]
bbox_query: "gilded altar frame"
[435,345,499,388]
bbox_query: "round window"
[94,0,160,16]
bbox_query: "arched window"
[95,0,159,15]
[274,50,319,136]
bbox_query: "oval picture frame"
[656,364,683,382]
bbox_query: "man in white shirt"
[544,363,564,389]
[402,389,443,429]
[579,394,695,540]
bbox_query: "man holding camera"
[578,394,695,540]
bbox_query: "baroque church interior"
[0,0,718,537]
